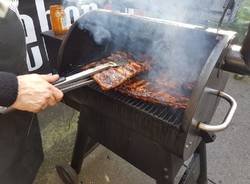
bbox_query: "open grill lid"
[57,10,220,75]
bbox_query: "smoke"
[62,0,216,25]
[79,20,111,44]
[62,0,219,94]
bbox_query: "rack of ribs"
[92,52,150,90]
[117,78,190,109]
[84,51,192,109]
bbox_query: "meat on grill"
[84,51,192,109]
[117,78,189,109]
[92,52,150,91]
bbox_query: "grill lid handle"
[197,88,237,133]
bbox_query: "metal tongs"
[54,59,127,92]
[0,59,128,114]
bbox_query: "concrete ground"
[34,75,250,184]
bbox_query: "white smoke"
[62,0,221,92]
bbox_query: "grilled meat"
[182,81,196,92]
[117,78,189,109]
[93,52,150,91]
[83,51,192,109]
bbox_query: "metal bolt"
[189,141,192,145]
[185,144,189,149]
[164,175,169,179]
[163,168,168,172]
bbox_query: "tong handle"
[54,62,115,88]
[0,78,94,115]
[52,77,66,85]
[59,79,94,93]
[0,62,117,115]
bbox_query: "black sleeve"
[0,72,18,107]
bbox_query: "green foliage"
[227,0,250,44]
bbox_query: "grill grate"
[89,84,186,127]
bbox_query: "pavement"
[34,75,250,184]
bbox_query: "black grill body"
[42,10,234,184]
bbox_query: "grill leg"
[155,154,183,184]
[70,117,97,174]
[196,141,208,184]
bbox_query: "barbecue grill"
[42,7,250,184]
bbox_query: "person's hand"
[11,74,64,113]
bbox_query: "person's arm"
[0,72,64,113]
[0,72,18,107]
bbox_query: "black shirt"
[0,8,43,184]
[0,7,27,107]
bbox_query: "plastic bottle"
[50,1,68,35]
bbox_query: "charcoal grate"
[89,84,186,127]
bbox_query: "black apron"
[0,8,43,184]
